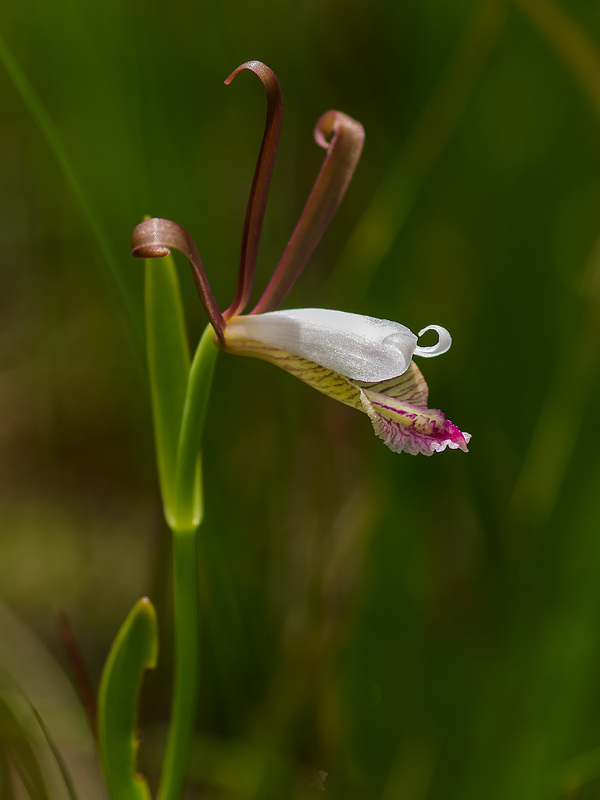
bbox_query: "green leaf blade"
[98,598,159,800]
[172,324,219,532]
[145,253,191,520]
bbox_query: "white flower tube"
[225,308,451,382]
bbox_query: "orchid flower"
[132,61,470,456]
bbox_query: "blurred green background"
[2,0,600,797]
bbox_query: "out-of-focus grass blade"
[513,0,600,124]
[0,694,50,800]
[145,253,191,523]
[0,33,144,355]
[325,0,507,304]
[98,598,158,800]
[30,703,79,800]
[0,744,14,799]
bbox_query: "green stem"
[158,327,218,795]
[158,527,199,800]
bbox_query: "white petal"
[226,308,419,381]
[414,325,452,358]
